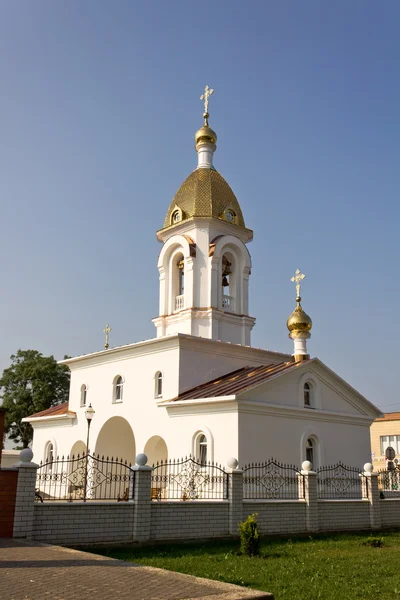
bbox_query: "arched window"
[224,208,236,224]
[306,438,314,465]
[80,384,87,407]
[304,382,312,407]
[155,371,163,398]
[198,434,207,464]
[45,442,54,472]
[172,209,181,224]
[114,376,124,402]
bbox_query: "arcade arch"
[94,417,136,464]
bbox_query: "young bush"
[239,513,261,557]
[363,536,384,548]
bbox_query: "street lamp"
[84,404,95,502]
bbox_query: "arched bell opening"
[221,250,238,313]
[169,250,185,313]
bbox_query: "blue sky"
[0,1,399,412]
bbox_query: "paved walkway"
[0,539,273,600]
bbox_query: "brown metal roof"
[172,361,299,401]
[27,402,75,419]
[375,412,400,422]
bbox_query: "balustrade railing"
[243,459,304,500]
[175,295,185,311]
[317,462,366,499]
[36,453,135,502]
[151,457,229,500]
[222,294,234,311]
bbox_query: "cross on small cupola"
[200,85,214,124]
[104,324,112,350]
[291,269,305,301]
[287,269,312,362]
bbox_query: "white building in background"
[24,90,381,470]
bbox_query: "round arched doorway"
[94,417,136,463]
[144,435,168,466]
[70,440,86,458]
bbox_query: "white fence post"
[227,458,243,535]
[363,463,381,530]
[132,453,152,541]
[13,449,39,539]
[301,460,318,533]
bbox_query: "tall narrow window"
[304,383,311,407]
[45,442,54,472]
[155,371,163,398]
[198,434,207,464]
[80,384,87,407]
[114,376,123,402]
[306,438,314,465]
[178,258,185,295]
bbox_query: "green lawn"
[81,531,400,600]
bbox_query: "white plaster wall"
[31,336,258,466]
[162,408,239,462]
[238,411,371,468]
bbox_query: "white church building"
[24,89,381,470]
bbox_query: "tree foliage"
[0,350,70,448]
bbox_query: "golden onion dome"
[163,167,245,228]
[195,125,217,146]
[286,299,313,333]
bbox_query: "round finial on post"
[135,453,148,466]
[301,460,313,472]
[364,462,374,473]
[227,457,239,470]
[19,448,33,463]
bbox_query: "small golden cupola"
[287,269,312,362]
[161,86,247,232]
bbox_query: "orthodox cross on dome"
[104,324,112,350]
[200,85,214,124]
[291,269,305,301]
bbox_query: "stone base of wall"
[33,503,135,544]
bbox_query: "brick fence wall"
[33,503,135,544]
[244,501,307,535]
[9,456,400,545]
[317,500,371,532]
[0,469,18,537]
[150,502,230,540]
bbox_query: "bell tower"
[152,87,256,345]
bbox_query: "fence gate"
[36,453,135,502]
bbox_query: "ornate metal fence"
[242,459,304,500]
[36,453,135,502]
[317,462,366,499]
[377,468,400,498]
[151,457,229,500]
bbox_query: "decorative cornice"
[163,394,375,425]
